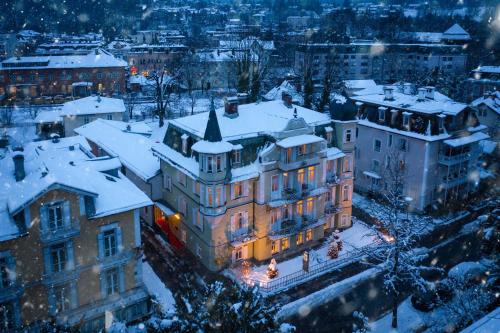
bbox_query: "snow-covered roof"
[60,96,125,116]
[443,132,489,147]
[442,24,470,40]
[191,140,234,154]
[473,66,500,74]
[263,80,303,104]
[0,136,151,238]
[351,85,467,116]
[471,92,500,115]
[74,119,159,181]
[276,134,324,148]
[343,80,377,90]
[1,49,127,70]
[152,141,199,179]
[34,109,63,123]
[358,119,451,142]
[170,100,331,141]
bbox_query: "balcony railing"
[324,204,342,215]
[279,153,320,171]
[326,175,341,186]
[40,220,80,243]
[269,214,319,237]
[230,228,256,244]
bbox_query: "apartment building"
[352,83,488,211]
[0,49,126,104]
[294,41,467,84]
[151,97,353,271]
[464,66,500,102]
[0,136,152,332]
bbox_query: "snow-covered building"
[263,80,303,105]
[465,65,500,102]
[0,136,152,331]
[471,91,500,142]
[0,49,127,103]
[75,119,162,225]
[151,98,353,271]
[60,95,125,136]
[352,84,488,211]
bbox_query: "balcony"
[278,153,320,172]
[40,220,80,243]
[440,174,469,189]
[230,228,257,246]
[269,214,321,237]
[438,152,475,166]
[324,204,342,215]
[326,174,341,186]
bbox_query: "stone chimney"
[224,96,239,118]
[425,86,435,100]
[13,151,25,182]
[417,87,426,101]
[282,91,293,108]
[383,86,394,101]
[403,83,412,95]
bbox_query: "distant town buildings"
[465,66,500,102]
[0,49,126,104]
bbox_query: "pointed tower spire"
[203,98,223,142]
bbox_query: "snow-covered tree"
[328,240,339,259]
[352,311,370,333]
[164,275,286,333]
[358,149,434,329]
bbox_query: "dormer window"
[402,112,411,130]
[232,149,241,164]
[378,107,386,122]
[297,144,306,156]
[216,155,222,172]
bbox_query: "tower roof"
[203,99,223,142]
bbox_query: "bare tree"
[125,93,139,121]
[0,106,14,126]
[359,149,433,329]
[189,92,197,115]
[148,60,182,127]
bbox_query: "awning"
[444,132,489,148]
[155,201,175,216]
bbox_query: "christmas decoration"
[267,258,278,279]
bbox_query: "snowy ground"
[226,219,376,293]
[352,192,468,234]
[142,261,176,314]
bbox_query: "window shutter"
[230,184,234,200]
[79,196,85,216]
[70,282,78,309]
[230,215,235,233]
[23,207,31,229]
[47,288,56,315]
[66,240,75,270]
[243,211,249,230]
[40,205,48,231]
[100,272,107,298]
[243,182,249,196]
[97,232,104,259]
[118,266,125,293]
[43,247,51,274]
[6,256,16,284]
[63,201,71,227]
[116,227,123,253]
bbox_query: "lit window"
[307,166,315,185]
[296,232,303,245]
[297,169,305,184]
[306,229,312,242]
[271,241,279,254]
[281,238,289,251]
[271,175,279,192]
[296,200,303,215]
[306,198,314,215]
